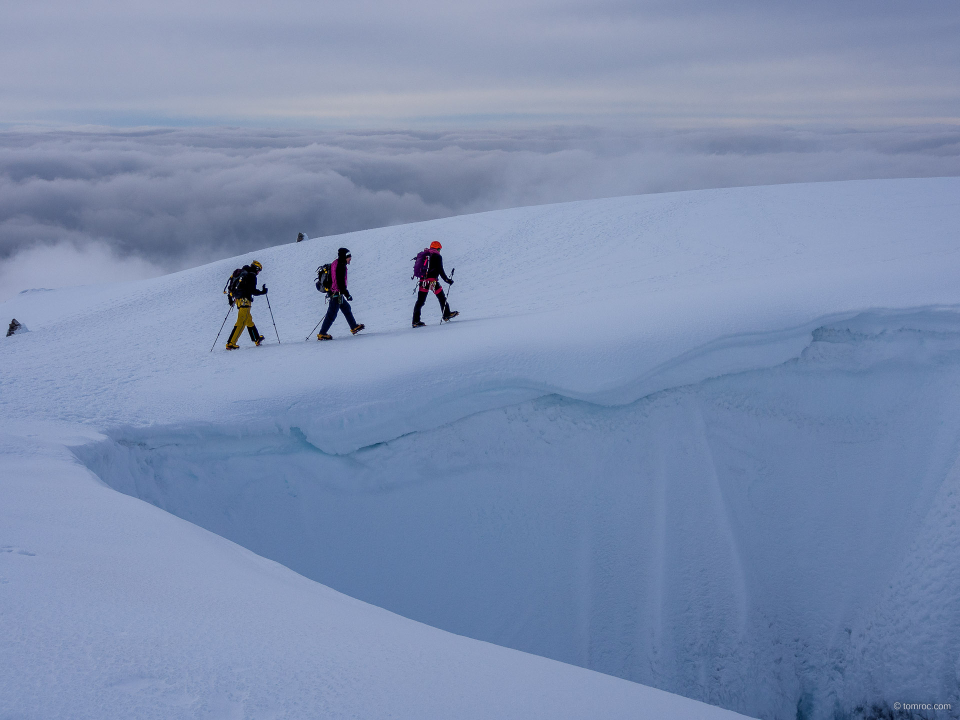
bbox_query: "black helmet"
[338,247,351,259]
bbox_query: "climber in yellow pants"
[226,299,259,348]
[226,261,268,349]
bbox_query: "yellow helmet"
[250,260,263,272]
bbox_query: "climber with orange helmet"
[411,241,458,327]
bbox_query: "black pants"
[413,281,450,324]
[320,294,358,334]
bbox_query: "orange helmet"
[429,241,442,250]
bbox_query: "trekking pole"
[265,293,281,344]
[306,316,324,341]
[305,295,330,340]
[210,305,234,352]
[441,268,455,321]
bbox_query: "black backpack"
[316,264,332,293]
[224,268,244,306]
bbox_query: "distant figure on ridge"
[225,261,268,350]
[412,241,458,328]
[317,247,364,340]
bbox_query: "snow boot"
[317,333,333,341]
[225,342,239,350]
[351,324,365,335]
[442,311,459,321]
[412,321,427,328]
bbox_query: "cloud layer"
[2,124,959,300]
[0,241,164,303]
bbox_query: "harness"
[419,278,443,295]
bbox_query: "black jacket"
[234,268,266,301]
[425,253,452,284]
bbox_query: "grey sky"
[2,1,958,126]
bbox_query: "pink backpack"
[412,248,434,279]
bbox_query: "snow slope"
[2,428,744,720]
[3,177,960,719]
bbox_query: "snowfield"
[3,177,960,719]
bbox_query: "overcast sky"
[1,1,958,299]
[3,0,958,127]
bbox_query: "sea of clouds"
[1,124,958,300]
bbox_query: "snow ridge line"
[276,306,960,454]
[76,305,960,457]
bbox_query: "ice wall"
[79,310,960,720]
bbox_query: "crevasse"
[78,311,960,720]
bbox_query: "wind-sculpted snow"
[3,178,960,453]
[4,178,960,719]
[78,309,960,720]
